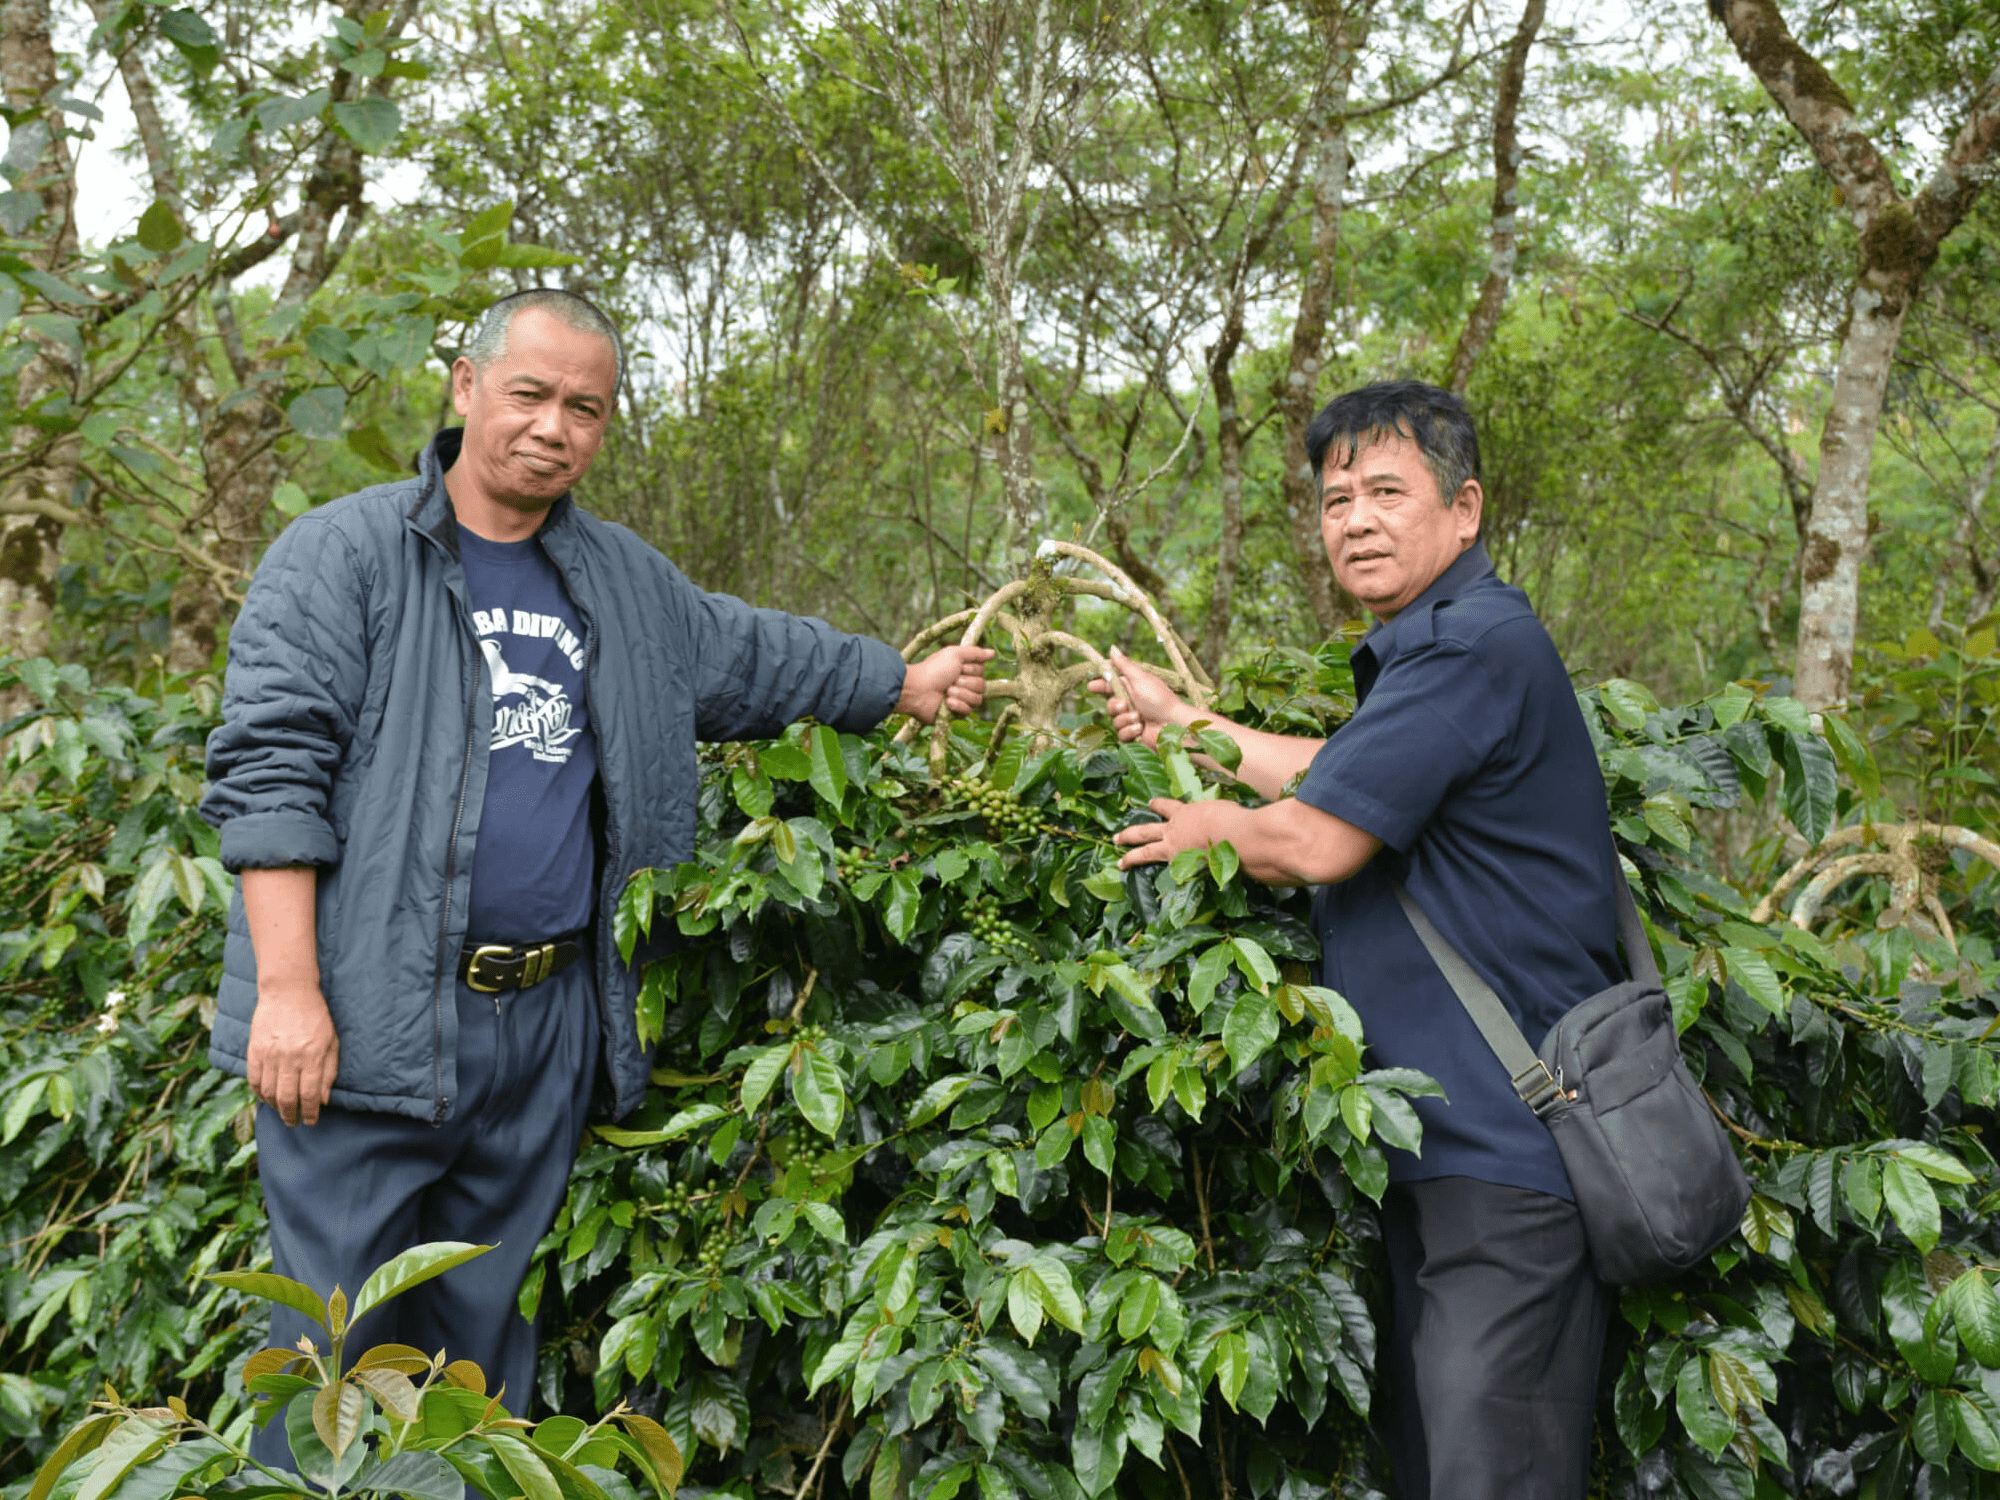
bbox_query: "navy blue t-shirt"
[1293,541,1623,1200]
[458,525,599,943]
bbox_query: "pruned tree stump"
[896,540,1212,776]
[1751,821,2000,948]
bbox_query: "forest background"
[3,0,1997,699]
[4,2,2000,1500]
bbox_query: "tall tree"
[0,0,81,675]
[1710,0,2000,707]
[1442,0,1543,393]
[1275,0,1371,633]
[0,1,516,679]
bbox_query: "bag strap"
[1392,873,1657,1118]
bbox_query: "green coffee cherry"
[946,776,1038,837]
[964,893,1027,954]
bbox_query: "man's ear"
[1453,478,1485,542]
[450,357,477,419]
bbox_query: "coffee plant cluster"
[3,645,2000,1500]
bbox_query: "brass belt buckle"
[466,943,512,993]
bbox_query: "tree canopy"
[0,0,1993,697]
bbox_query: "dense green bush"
[0,661,265,1480]
[4,643,2000,1500]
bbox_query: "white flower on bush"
[94,989,127,1036]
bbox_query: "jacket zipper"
[431,613,481,1124]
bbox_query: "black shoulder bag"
[1393,878,1751,1285]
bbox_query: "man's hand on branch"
[1088,646,1189,748]
[1113,795,1383,883]
[899,644,996,723]
[247,981,341,1127]
[1112,797,1239,869]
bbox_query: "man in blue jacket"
[201,288,989,1456]
[1098,382,1617,1500]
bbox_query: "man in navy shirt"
[209,288,991,1463]
[1100,382,1618,1500]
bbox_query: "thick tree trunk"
[1277,0,1370,635]
[1202,336,1248,675]
[1710,0,2000,707]
[1443,0,1544,394]
[1793,281,1909,706]
[989,276,1042,563]
[0,0,79,682]
[162,41,379,672]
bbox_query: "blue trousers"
[249,963,599,1468]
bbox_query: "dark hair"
[1304,380,1480,505]
[464,287,625,394]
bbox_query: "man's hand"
[1113,795,1384,883]
[241,865,337,1126]
[1113,797,1229,869]
[247,982,340,1126]
[1087,647,1187,749]
[899,644,996,722]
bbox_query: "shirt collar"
[1351,538,1496,695]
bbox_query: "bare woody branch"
[1706,0,1897,220]
[1443,0,1544,394]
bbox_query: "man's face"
[450,308,618,514]
[1320,433,1482,620]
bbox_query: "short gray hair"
[464,288,625,395]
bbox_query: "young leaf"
[351,1242,493,1322]
[615,1414,684,1498]
[207,1270,331,1332]
[313,1379,370,1464]
[1674,1356,1732,1457]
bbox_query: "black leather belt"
[459,935,585,994]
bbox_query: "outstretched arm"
[1089,647,1324,799]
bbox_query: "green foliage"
[1854,621,2000,827]
[26,1241,684,1500]
[9,647,2000,1500]
[0,661,261,1478]
[551,693,1409,1499]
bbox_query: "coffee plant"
[3,620,2000,1500]
[24,1240,682,1500]
[0,660,265,1484]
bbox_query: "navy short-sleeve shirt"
[1293,541,1623,1200]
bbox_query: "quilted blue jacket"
[201,430,906,1122]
